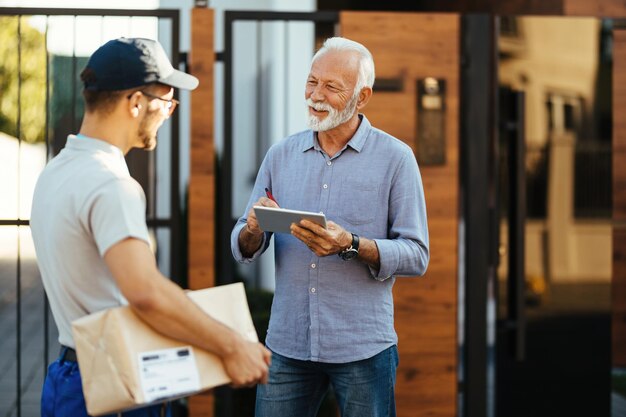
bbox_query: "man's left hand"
[290,219,352,257]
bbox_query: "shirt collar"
[67,134,124,155]
[66,134,128,170]
[301,114,371,153]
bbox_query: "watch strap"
[350,233,360,251]
[339,233,359,260]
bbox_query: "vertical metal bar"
[170,11,182,282]
[253,21,263,289]
[256,21,263,167]
[16,15,22,417]
[71,15,77,132]
[460,14,496,417]
[149,18,158,267]
[153,25,160,275]
[44,14,50,376]
[218,15,236,416]
[284,21,289,138]
[220,12,234,287]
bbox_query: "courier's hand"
[246,197,279,235]
[290,220,352,257]
[223,338,272,387]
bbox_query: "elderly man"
[31,38,270,417]
[231,37,429,417]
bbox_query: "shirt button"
[327,161,332,166]
[311,287,316,293]
[311,263,316,269]
[323,184,328,189]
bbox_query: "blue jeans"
[41,352,170,417]
[256,345,398,417]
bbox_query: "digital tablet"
[253,206,327,234]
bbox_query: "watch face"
[340,249,358,260]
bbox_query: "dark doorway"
[495,16,612,417]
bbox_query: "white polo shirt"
[31,135,150,348]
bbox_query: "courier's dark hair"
[80,67,126,114]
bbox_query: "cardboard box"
[71,283,258,416]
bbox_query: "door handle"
[505,90,526,362]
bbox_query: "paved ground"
[0,259,59,417]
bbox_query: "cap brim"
[160,69,199,91]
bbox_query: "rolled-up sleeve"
[231,221,270,263]
[371,150,429,280]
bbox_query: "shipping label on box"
[138,346,201,402]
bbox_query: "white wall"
[0,133,46,259]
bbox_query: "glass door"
[495,16,612,417]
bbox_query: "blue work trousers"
[41,351,170,417]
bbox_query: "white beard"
[305,90,359,132]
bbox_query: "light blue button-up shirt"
[231,114,429,363]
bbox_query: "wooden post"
[340,12,460,417]
[189,7,215,417]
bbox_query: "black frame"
[0,8,182,416]
[218,10,339,287]
[217,11,339,417]
[460,13,498,417]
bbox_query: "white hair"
[311,37,375,93]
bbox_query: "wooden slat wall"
[613,30,626,368]
[189,7,215,417]
[340,12,459,417]
[565,0,626,16]
[471,0,626,16]
[466,0,626,16]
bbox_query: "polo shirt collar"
[66,134,128,172]
[67,134,125,157]
[301,114,371,153]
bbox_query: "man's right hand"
[245,196,279,235]
[239,196,279,257]
[223,338,272,387]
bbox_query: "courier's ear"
[356,86,372,111]
[126,91,143,118]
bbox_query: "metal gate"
[217,10,338,289]
[0,7,184,416]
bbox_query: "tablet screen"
[253,206,327,234]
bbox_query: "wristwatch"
[338,233,359,261]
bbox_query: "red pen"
[265,187,278,205]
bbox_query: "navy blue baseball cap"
[81,37,198,91]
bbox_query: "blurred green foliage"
[0,16,47,143]
[246,286,274,344]
[614,371,626,399]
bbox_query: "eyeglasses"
[128,90,179,116]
